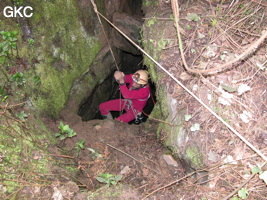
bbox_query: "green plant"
[190,123,200,131]
[238,188,249,199]
[15,111,28,122]
[12,0,24,6]
[28,38,35,47]
[33,76,41,85]
[0,86,8,102]
[251,166,266,185]
[96,173,123,187]
[251,166,262,174]
[147,17,157,27]
[184,114,192,122]
[158,38,170,50]
[55,121,77,140]
[88,147,103,160]
[186,13,200,22]
[186,24,191,30]
[0,31,18,64]
[211,19,218,27]
[230,188,250,200]
[143,0,152,7]
[190,49,195,53]
[10,72,26,87]
[75,139,85,157]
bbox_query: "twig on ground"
[142,153,267,199]
[250,0,267,7]
[4,187,23,200]
[172,0,267,75]
[223,161,267,200]
[142,111,175,126]
[107,144,160,174]
[141,170,198,200]
[44,154,74,159]
[0,102,26,109]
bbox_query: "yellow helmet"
[132,70,148,85]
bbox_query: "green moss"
[147,17,157,27]
[24,0,103,117]
[148,82,170,139]
[144,56,157,82]
[143,0,158,7]
[0,125,49,195]
[157,85,169,117]
[88,184,125,199]
[35,65,69,117]
[0,114,76,198]
[143,8,172,140]
[186,146,205,169]
[65,166,78,174]
[143,1,152,7]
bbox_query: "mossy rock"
[20,0,106,118]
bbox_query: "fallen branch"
[222,161,267,200]
[142,111,175,126]
[44,154,74,159]
[3,187,23,200]
[251,0,267,7]
[171,0,267,75]
[0,102,26,109]
[107,144,160,174]
[0,102,26,116]
[141,170,198,200]
[142,158,266,199]
[3,178,54,186]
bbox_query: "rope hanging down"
[90,1,267,162]
[91,0,123,115]
[90,0,119,71]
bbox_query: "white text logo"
[3,6,33,18]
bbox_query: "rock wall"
[14,0,107,117]
[142,0,205,172]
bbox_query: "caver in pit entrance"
[99,70,150,123]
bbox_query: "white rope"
[92,5,267,162]
[90,0,119,71]
[91,0,124,115]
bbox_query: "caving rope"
[90,0,124,114]
[90,0,119,71]
[90,0,267,162]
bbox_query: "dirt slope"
[42,109,185,199]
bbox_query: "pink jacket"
[119,74,150,112]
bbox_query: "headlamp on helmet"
[132,70,148,85]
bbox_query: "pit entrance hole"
[78,0,156,123]
[78,51,156,123]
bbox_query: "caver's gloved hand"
[114,71,125,85]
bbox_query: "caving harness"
[123,86,150,124]
[123,98,148,124]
